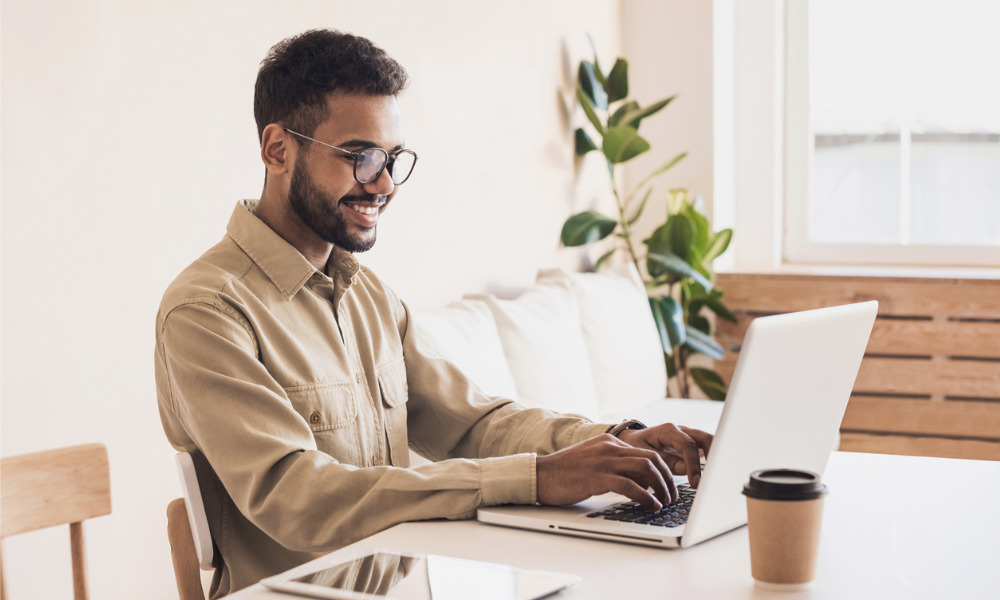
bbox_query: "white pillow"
[472,282,600,420]
[537,266,666,419]
[410,299,519,400]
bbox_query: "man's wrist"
[607,419,647,438]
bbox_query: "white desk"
[228,400,1000,599]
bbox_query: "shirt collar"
[226,200,320,299]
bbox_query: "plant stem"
[610,169,643,277]
[676,347,689,398]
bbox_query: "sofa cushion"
[472,281,600,419]
[538,266,666,419]
[410,299,519,400]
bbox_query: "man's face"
[287,93,404,253]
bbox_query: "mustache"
[339,193,387,205]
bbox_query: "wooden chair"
[0,443,111,600]
[166,452,214,600]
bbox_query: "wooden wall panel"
[717,274,1000,319]
[839,433,1000,461]
[715,272,1000,461]
[841,396,1000,439]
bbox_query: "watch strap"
[607,419,648,438]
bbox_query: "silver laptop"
[477,301,878,548]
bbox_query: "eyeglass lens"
[356,148,416,185]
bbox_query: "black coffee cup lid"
[742,469,827,500]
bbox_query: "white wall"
[0,2,623,598]
[621,0,716,247]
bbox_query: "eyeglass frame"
[283,128,418,185]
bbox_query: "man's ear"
[260,124,294,175]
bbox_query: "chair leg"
[2,541,8,600]
[69,522,88,600]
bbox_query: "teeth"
[350,205,379,215]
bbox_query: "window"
[784,0,1000,266]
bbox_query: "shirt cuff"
[479,453,537,506]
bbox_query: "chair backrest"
[166,498,206,600]
[1,443,111,600]
[174,452,214,570]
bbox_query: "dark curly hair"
[253,29,409,142]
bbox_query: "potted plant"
[560,43,736,400]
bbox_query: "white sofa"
[411,266,666,423]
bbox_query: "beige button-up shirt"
[155,202,610,597]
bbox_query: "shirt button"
[355,373,362,384]
[309,411,321,424]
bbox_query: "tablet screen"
[285,550,579,600]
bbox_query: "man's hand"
[616,423,712,489]
[535,424,713,510]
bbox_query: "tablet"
[260,549,581,600]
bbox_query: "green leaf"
[578,61,608,111]
[690,367,728,401]
[560,211,617,247]
[644,224,671,265]
[606,58,629,103]
[649,295,686,352]
[574,128,598,155]
[666,188,687,215]
[703,229,733,263]
[593,248,617,272]
[602,126,650,164]
[609,101,640,127]
[629,152,688,197]
[683,203,710,255]
[646,252,713,290]
[626,187,653,225]
[618,95,677,128]
[576,87,605,135]
[645,216,694,262]
[668,214,695,260]
[586,34,606,85]
[705,291,738,323]
[684,328,725,359]
[688,314,710,334]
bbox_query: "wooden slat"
[721,316,1000,359]
[717,273,1000,319]
[867,319,1000,358]
[841,396,1000,439]
[717,354,999,399]
[855,357,1000,399]
[1,444,111,537]
[839,432,1000,461]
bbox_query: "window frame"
[782,0,1000,268]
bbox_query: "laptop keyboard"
[586,484,696,528]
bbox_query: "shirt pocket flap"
[376,359,408,408]
[286,382,358,431]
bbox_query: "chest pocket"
[376,358,409,467]
[285,382,361,465]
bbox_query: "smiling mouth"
[347,203,380,215]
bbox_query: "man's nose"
[364,166,395,196]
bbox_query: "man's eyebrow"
[338,139,407,153]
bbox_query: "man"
[155,29,712,597]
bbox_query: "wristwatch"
[608,419,647,438]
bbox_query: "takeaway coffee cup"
[742,469,828,590]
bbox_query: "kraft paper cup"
[742,469,827,590]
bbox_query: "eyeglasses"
[284,128,418,185]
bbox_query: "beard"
[288,161,380,253]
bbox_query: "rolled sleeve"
[479,453,537,506]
